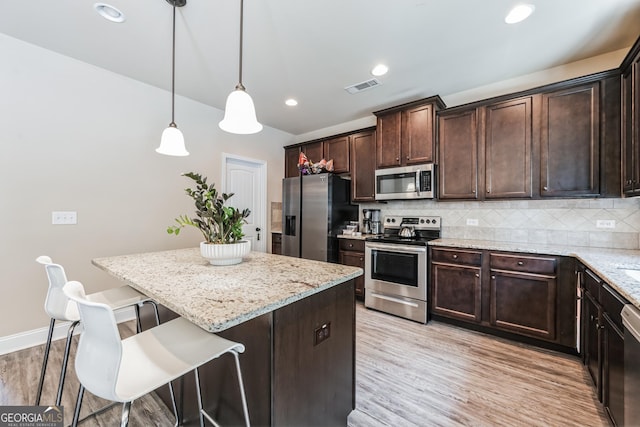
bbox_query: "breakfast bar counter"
[93,248,362,426]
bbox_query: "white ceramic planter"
[200,240,251,266]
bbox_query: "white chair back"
[63,281,123,402]
[36,255,79,321]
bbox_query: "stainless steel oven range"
[364,215,441,323]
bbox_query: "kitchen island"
[93,248,362,426]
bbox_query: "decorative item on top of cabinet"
[338,239,365,300]
[622,35,640,197]
[350,129,376,202]
[374,96,445,169]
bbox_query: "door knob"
[256,227,261,241]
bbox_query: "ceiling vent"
[344,78,382,94]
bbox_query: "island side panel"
[273,279,356,426]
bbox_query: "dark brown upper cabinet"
[622,36,640,197]
[350,130,376,202]
[374,96,445,169]
[484,96,534,199]
[540,82,600,197]
[284,146,300,178]
[301,141,323,165]
[324,136,350,174]
[438,109,479,200]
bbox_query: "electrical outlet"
[52,211,77,225]
[466,218,479,226]
[596,219,615,229]
[314,322,331,346]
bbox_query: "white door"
[222,153,267,252]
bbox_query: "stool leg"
[134,304,142,333]
[71,384,85,427]
[35,318,55,405]
[55,320,79,406]
[194,368,206,427]
[232,351,251,427]
[120,401,132,427]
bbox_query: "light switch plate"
[466,218,479,226]
[596,219,615,229]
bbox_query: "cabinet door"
[636,54,640,193]
[351,130,376,202]
[339,250,365,299]
[438,109,479,199]
[285,147,300,178]
[302,141,324,164]
[489,270,556,340]
[324,136,350,174]
[484,97,532,199]
[602,313,624,427]
[376,111,402,168]
[583,291,603,399]
[540,82,600,197]
[622,66,635,195]
[431,262,482,322]
[402,103,434,165]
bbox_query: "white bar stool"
[63,280,250,427]
[35,255,161,407]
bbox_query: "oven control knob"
[420,219,425,224]
[391,218,396,223]
[432,219,437,224]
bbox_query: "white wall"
[0,34,293,337]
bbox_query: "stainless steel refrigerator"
[282,174,358,262]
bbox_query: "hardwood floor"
[0,303,608,426]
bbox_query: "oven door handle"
[370,292,420,308]
[366,242,427,254]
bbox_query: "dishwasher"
[622,304,640,423]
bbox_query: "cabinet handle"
[349,243,353,248]
[406,156,410,160]
[359,257,364,262]
[543,186,548,191]
[475,273,480,278]
[396,157,400,162]
[452,254,458,259]
[517,261,524,266]
[491,275,496,279]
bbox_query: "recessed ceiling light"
[505,4,535,24]
[94,3,126,23]
[371,64,389,77]
[285,99,298,107]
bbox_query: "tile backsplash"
[360,198,640,249]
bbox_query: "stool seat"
[34,255,160,408]
[64,281,250,427]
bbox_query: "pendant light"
[219,0,263,134]
[156,0,189,156]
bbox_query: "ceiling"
[2,0,640,136]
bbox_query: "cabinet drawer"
[583,269,602,300]
[431,248,482,266]
[490,253,556,275]
[601,283,628,330]
[272,233,282,243]
[339,239,364,252]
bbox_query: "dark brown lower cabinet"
[430,247,575,351]
[431,261,482,323]
[271,232,282,255]
[338,239,365,299]
[579,265,628,427]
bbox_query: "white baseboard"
[0,307,137,356]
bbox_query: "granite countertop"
[93,249,362,332]
[430,238,640,309]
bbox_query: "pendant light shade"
[157,123,188,156]
[219,0,262,134]
[156,0,189,156]
[219,84,263,134]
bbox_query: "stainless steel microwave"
[375,164,435,200]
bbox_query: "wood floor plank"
[1,303,609,426]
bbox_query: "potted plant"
[167,172,251,265]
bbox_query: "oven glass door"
[376,172,417,197]
[371,249,419,286]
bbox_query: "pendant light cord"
[171,1,177,124]
[237,0,244,89]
